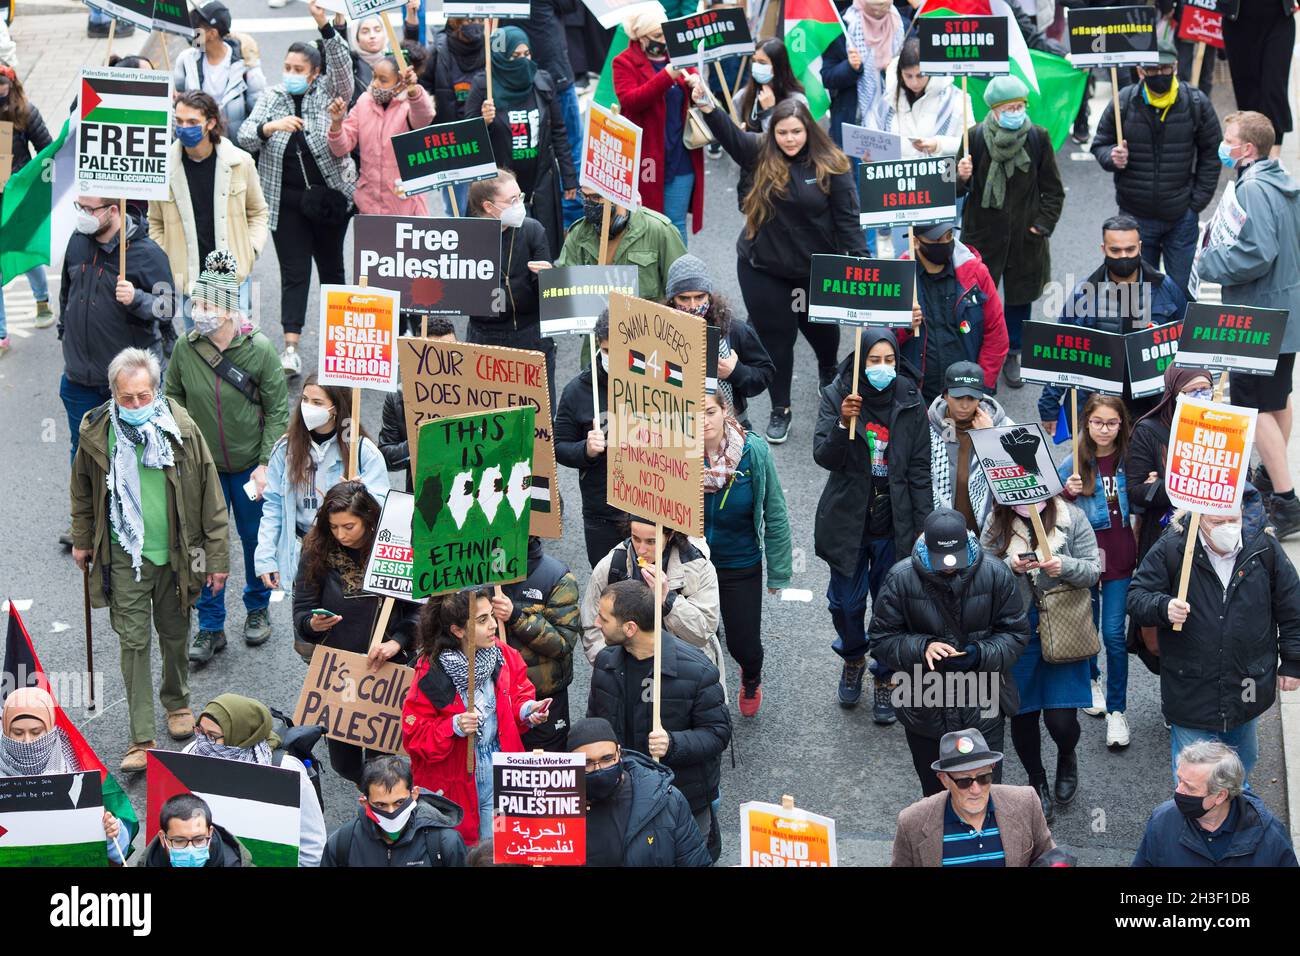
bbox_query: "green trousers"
[107,541,191,745]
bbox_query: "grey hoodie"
[927,393,1011,529]
[1197,159,1300,352]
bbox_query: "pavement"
[2,3,1300,866]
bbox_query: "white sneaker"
[1106,711,1131,748]
[1083,677,1105,716]
[280,346,302,376]
[267,0,288,7]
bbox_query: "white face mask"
[498,199,526,229]
[75,209,103,235]
[301,401,333,432]
[599,349,609,373]
[1208,521,1242,554]
[192,309,227,337]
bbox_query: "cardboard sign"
[1065,5,1159,68]
[969,423,1064,506]
[76,67,173,201]
[1019,321,1127,395]
[841,124,902,163]
[808,254,915,328]
[1125,320,1182,399]
[0,773,105,867]
[580,103,642,210]
[858,157,957,228]
[391,117,497,196]
[1174,303,1287,376]
[663,7,754,62]
[1177,4,1224,48]
[353,215,501,316]
[1164,396,1257,516]
[606,292,708,537]
[316,284,401,390]
[444,0,531,15]
[400,338,560,537]
[579,0,663,29]
[740,801,837,867]
[410,407,535,597]
[151,0,195,38]
[364,490,427,603]
[540,265,638,337]
[345,0,406,18]
[86,0,155,30]
[293,646,412,755]
[492,752,586,866]
[917,16,1011,75]
[0,121,11,190]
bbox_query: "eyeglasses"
[194,727,224,744]
[73,202,112,215]
[950,771,994,790]
[1087,419,1122,431]
[165,833,212,849]
[1145,65,1175,76]
[585,753,619,773]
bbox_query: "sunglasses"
[950,771,994,790]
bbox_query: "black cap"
[916,221,956,241]
[192,1,231,35]
[944,360,985,399]
[924,508,970,570]
[566,717,618,751]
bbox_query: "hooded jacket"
[1195,160,1300,353]
[497,538,582,698]
[927,393,1011,531]
[869,533,1030,740]
[813,331,933,576]
[327,84,436,217]
[173,35,267,132]
[556,207,686,302]
[137,823,254,867]
[466,216,550,329]
[588,750,712,867]
[1132,792,1299,867]
[321,792,468,867]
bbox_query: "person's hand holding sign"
[956,156,973,181]
[367,640,401,672]
[847,47,863,72]
[481,98,496,124]
[490,591,514,623]
[114,278,135,306]
[648,728,670,759]
[840,393,862,429]
[586,423,606,460]
[1064,473,1084,496]
[911,304,923,335]
[718,352,737,380]
[1166,598,1190,626]
[1110,142,1129,169]
[688,74,714,112]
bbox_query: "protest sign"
[917,16,1010,75]
[1188,181,1246,300]
[316,284,401,390]
[1065,5,1158,67]
[1019,320,1127,394]
[445,0,531,15]
[970,423,1064,506]
[294,646,412,755]
[0,122,11,189]
[540,265,638,337]
[1185,0,1237,18]
[580,103,642,210]
[1174,303,1286,376]
[363,490,426,603]
[740,799,837,867]
[492,752,586,865]
[1178,4,1224,47]
[353,215,501,316]
[410,407,536,598]
[1125,319,1183,399]
[391,117,497,197]
[400,338,560,537]
[345,0,405,17]
[858,157,957,228]
[663,6,754,62]
[579,0,663,28]
[0,772,105,867]
[86,0,155,31]
[606,292,708,538]
[1164,395,1256,517]
[76,67,173,201]
[808,255,915,328]
[147,750,301,866]
[294,0,350,13]
[151,0,196,38]
[841,124,902,163]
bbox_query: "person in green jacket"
[554,188,686,303]
[163,250,290,664]
[701,388,792,716]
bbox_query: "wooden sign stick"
[848,326,863,440]
[83,565,96,711]
[781,793,795,811]
[597,197,613,266]
[1027,506,1055,561]
[1110,66,1124,146]
[961,75,970,155]
[1190,41,1206,88]
[1174,370,1229,633]
[731,55,749,100]
[422,316,428,337]
[379,11,409,72]
[118,199,128,278]
[485,18,494,103]
[466,603,477,774]
[159,36,173,72]
[369,596,395,652]
[105,19,116,65]
[714,59,741,126]
[651,522,664,761]
[1071,387,1079,478]
[348,276,369,480]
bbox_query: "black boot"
[1055,751,1079,805]
[1029,771,1054,824]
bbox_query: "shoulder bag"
[1032,574,1100,664]
[295,145,352,226]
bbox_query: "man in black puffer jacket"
[1090,34,1221,298]
[869,508,1029,797]
[587,579,731,862]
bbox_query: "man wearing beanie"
[567,717,711,867]
[955,74,1064,392]
[164,250,290,665]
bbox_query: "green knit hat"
[983,75,1029,109]
[191,249,241,314]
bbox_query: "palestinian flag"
[916,0,1086,149]
[2,606,139,856]
[0,771,106,867]
[0,117,71,283]
[665,361,683,387]
[784,0,844,120]
[146,749,302,867]
[628,350,647,375]
[530,474,552,513]
[79,72,171,128]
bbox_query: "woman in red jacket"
[612,7,705,244]
[401,586,551,846]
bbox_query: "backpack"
[269,707,325,812]
[333,814,454,866]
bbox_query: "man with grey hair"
[70,347,229,772]
[1133,741,1297,867]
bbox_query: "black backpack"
[332,814,455,867]
[269,707,325,812]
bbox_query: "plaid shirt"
[237,25,356,230]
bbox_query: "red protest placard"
[1178,6,1224,48]
[492,752,586,865]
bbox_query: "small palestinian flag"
[665,361,684,387]
[147,749,302,867]
[80,71,171,127]
[0,771,106,867]
[959,320,972,334]
[530,474,551,513]
[628,350,647,375]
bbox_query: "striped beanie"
[191,249,241,313]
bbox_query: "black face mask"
[583,196,629,235]
[1173,791,1213,819]
[458,22,484,43]
[642,39,668,59]
[1144,73,1174,95]
[1106,254,1142,278]
[919,239,954,265]
[586,764,623,802]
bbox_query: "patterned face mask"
[370,84,398,106]
[0,729,58,774]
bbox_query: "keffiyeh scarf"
[704,418,747,494]
[107,399,181,582]
[191,732,274,765]
[439,645,504,707]
[0,727,78,777]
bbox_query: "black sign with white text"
[917,16,1010,75]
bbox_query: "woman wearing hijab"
[735,37,808,134]
[1,688,132,864]
[339,14,388,104]
[955,75,1064,391]
[813,330,932,714]
[183,693,328,866]
[465,26,577,259]
[820,0,904,147]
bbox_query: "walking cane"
[83,564,97,711]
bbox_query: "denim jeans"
[1170,717,1258,787]
[1004,302,1031,351]
[195,465,271,631]
[662,170,694,247]
[61,374,114,465]
[1087,576,1131,713]
[557,84,584,229]
[1126,207,1199,299]
[0,265,50,338]
[827,537,896,664]
[441,181,471,217]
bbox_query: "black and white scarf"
[191,733,273,765]
[438,646,503,706]
[0,727,79,777]
[107,399,181,581]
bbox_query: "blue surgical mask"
[1217,141,1239,168]
[117,403,155,427]
[750,63,774,85]
[996,108,1026,130]
[175,124,206,148]
[168,844,210,867]
[284,73,310,95]
[865,364,897,391]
